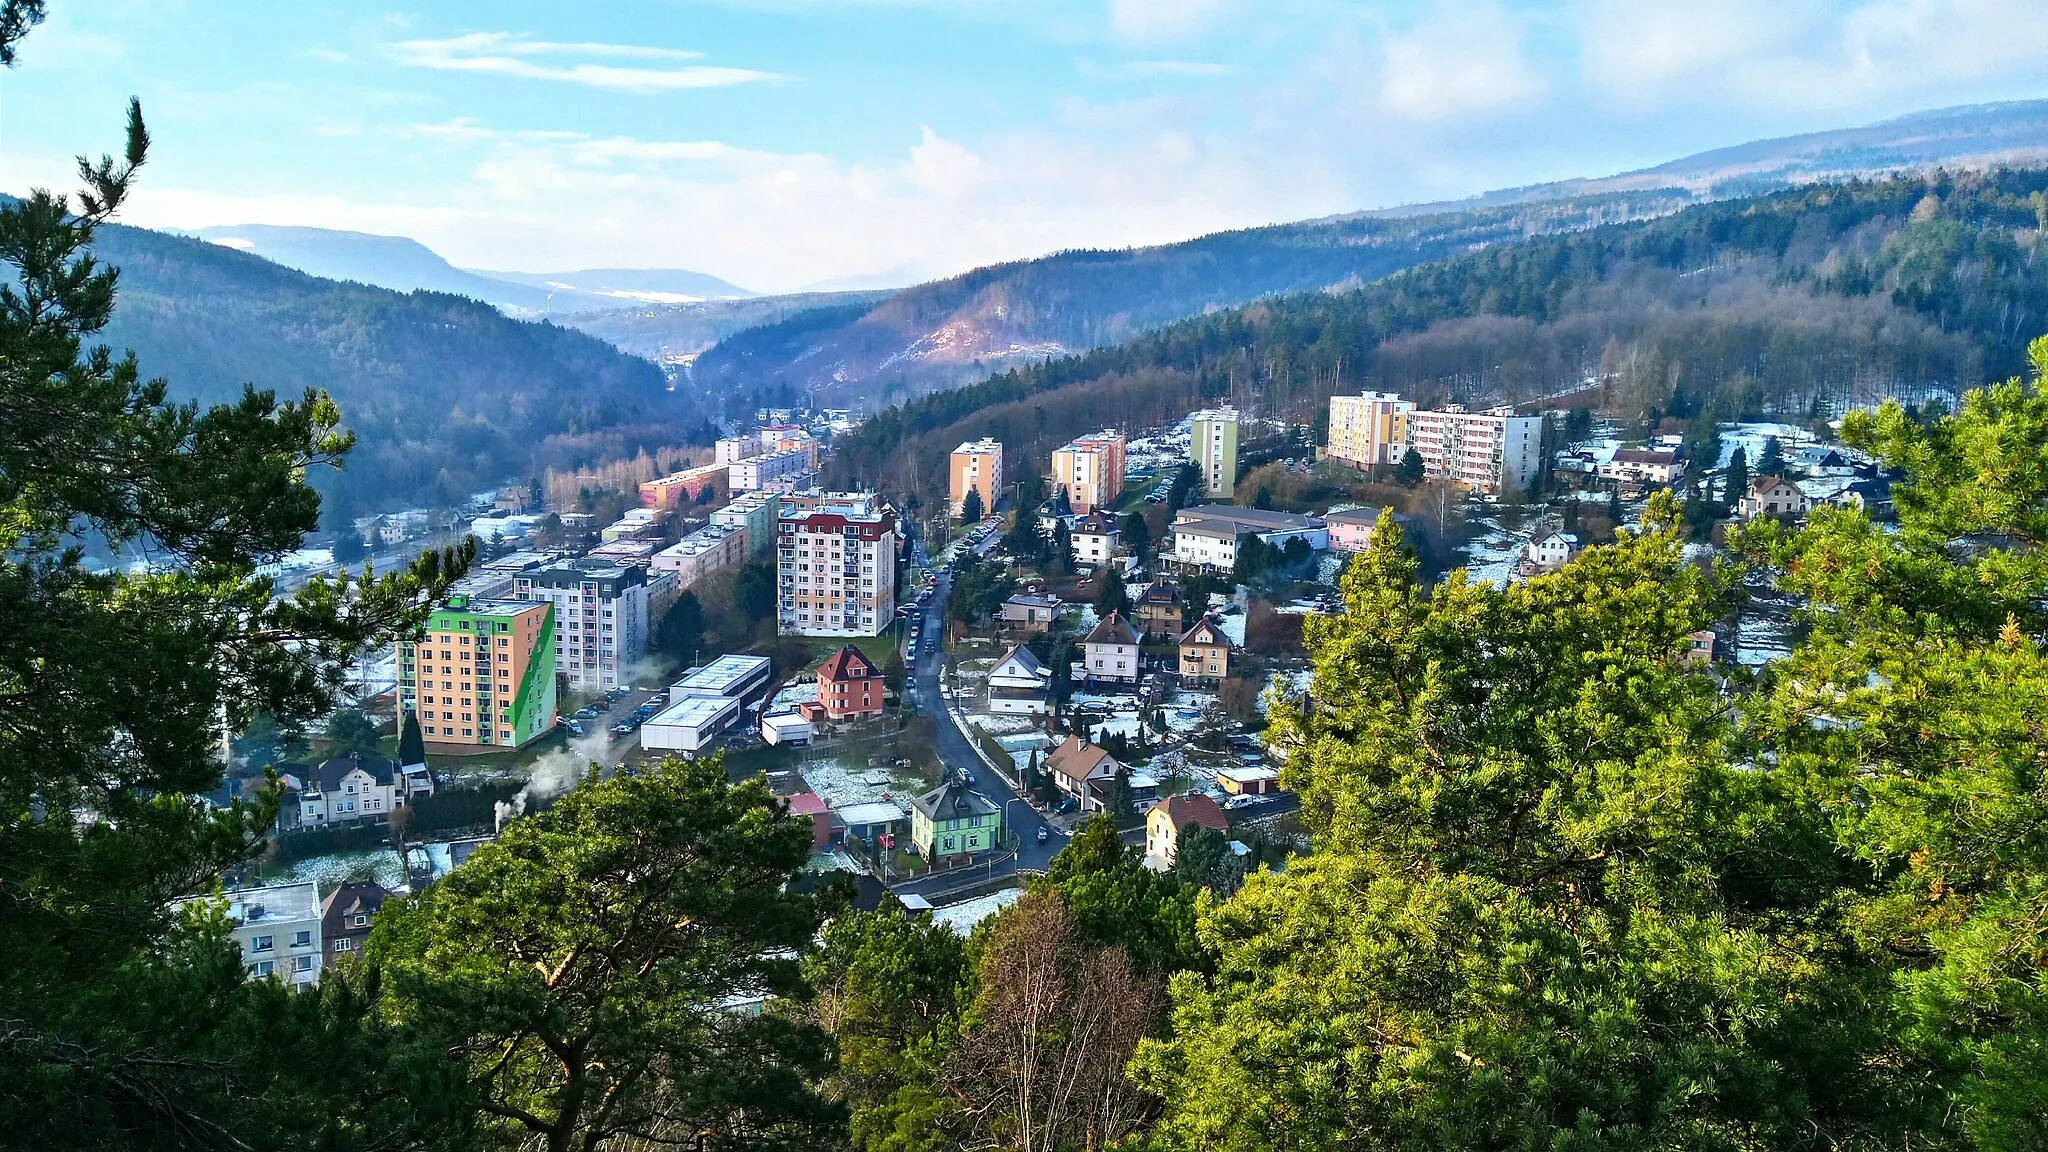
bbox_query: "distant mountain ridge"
[680,98,2048,419]
[189,224,750,315]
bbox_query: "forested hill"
[828,169,2048,506]
[689,188,1699,417]
[88,222,685,521]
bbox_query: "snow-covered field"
[801,759,920,809]
[932,887,1023,935]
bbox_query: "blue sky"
[3,0,2046,292]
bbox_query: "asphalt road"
[893,568,1067,897]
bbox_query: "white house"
[172,881,323,986]
[988,644,1052,714]
[1045,734,1121,812]
[299,754,431,826]
[1739,476,1810,519]
[1081,611,1141,685]
[1170,506,1327,572]
[1520,527,1581,574]
[1072,510,1119,568]
[1597,449,1683,485]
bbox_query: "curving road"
[892,568,1067,898]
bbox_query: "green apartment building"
[910,780,1002,858]
[398,595,558,752]
[1190,406,1239,500]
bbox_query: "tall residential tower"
[1189,406,1238,500]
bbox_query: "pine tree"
[398,710,428,768]
[1395,448,1425,487]
[1723,445,1750,504]
[960,487,984,525]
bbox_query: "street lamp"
[1003,796,1031,851]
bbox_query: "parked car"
[574,707,599,720]
[1055,797,1078,815]
[1036,825,1049,844]
[565,719,585,737]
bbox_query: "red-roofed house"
[1144,793,1228,864]
[817,645,887,720]
[784,791,836,852]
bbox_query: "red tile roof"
[1149,792,1227,833]
[818,645,882,682]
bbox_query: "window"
[250,935,274,953]
[293,930,311,947]
[334,937,354,953]
[295,955,314,972]
[250,960,274,977]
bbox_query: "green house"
[910,780,1002,859]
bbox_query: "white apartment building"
[1327,391,1414,468]
[1189,406,1239,500]
[729,447,814,493]
[776,496,898,637]
[652,523,749,591]
[1072,510,1119,567]
[1050,431,1126,514]
[1170,505,1328,572]
[1406,406,1543,493]
[715,436,764,464]
[513,558,650,691]
[173,882,324,986]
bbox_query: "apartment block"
[729,447,814,493]
[710,491,780,559]
[640,463,727,510]
[1189,407,1239,500]
[513,559,650,692]
[1050,430,1127,514]
[715,436,764,464]
[949,438,1004,518]
[172,882,324,986]
[1405,405,1543,493]
[398,596,557,750]
[653,523,749,591]
[776,496,898,637]
[1327,391,1415,468]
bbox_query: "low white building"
[1170,505,1327,572]
[1520,528,1581,574]
[673,653,774,702]
[1597,449,1683,486]
[1739,476,1811,519]
[641,695,744,755]
[761,710,814,745]
[298,754,431,826]
[988,644,1052,715]
[173,882,323,986]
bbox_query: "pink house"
[1324,506,1388,553]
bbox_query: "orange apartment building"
[949,438,1003,518]
[397,596,558,752]
[1051,430,1126,514]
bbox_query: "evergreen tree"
[959,487,984,525]
[655,591,707,666]
[1757,435,1785,477]
[1165,462,1200,514]
[371,757,842,1150]
[397,710,427,767]
[1120,510,1151,569]
[1051,519,1074,574]
[1723,444,1750,504]
[1171,824,1237,895]
[1107,768,1137,829]
[0,31,472,1144]
[1095,572,1130,617]
[1395,448,1425,487]
[333,527,368,565]
[323,708,382,756]
[1252,485,1273,510]
[1606,487,1624,524]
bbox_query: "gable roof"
[1149,792,1227,834]
[310,754,397,792]
[1083,610,1138,647]
[1749,474,1797,496]
[1611,448,1678,465]
[1178,617,1230,648]
[1139,579,1182,607]
[319,881,391,935]
[909,779,1000,823]
[1321,505,1388,527]
[992,644,1049,680]
[817,645,882,682]
[1074,509,1118,536]
[1046,734,1118,784]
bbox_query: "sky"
[3,0,2047,294]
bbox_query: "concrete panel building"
[1327,391,1414,468]
[653,523,749,591]
[1051,430,1127,514]
[711,491,780,558]
[1405,406,1543,494]
[776,495,898,637]
[729,447,813,493]
[1189,406,1239,499]
[398,596,557,751]
[512,559,650,693]
[949,438,1004,518]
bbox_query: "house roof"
[1139,579,1182,607]
[817,645,882,682]
[309,753,398,792]
[1529,527,1579,547]
[1004,592,1061,609]
[783,791,831,819]
[992,644,1049,680]
[1149,792,1227,834]
[1046,734,1119,784]
[1083,610,1138,647]
[1179,617,1230,648]
[1174,504,1320,531]
[1074,510,1118,536]
[319,881,391,935]
[1749,475,1796,496]
[909,779,1001,823]
[1321,505,1388,527]
[1611,448,1678,465]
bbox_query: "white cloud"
[1380,3,1547,120]
[1108,0,1237,42]
[1117,60,1240,78]
[1577,0,2048,112]
[386,31,779,92]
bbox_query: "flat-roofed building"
[1327,391,1414,468]
[1051,431,1127,514]
[640,463,727,510]
[1170,505,1328,572]
[949,438,1004,518]
[672,653,773,702]
[730,447,814,493]
[776,495,898,637]
[1405,405,1543,494]
[641,695,743,756]
[172,882,324,986]
[711,491,780,558]
[653,523,748,591]
[715,436,763,464]
[398,596,558,751]
[1189,407,1239,499]
[512,559,650,692]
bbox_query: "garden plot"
[801,758,922,809]
[933,887,1023,935]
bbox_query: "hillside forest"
[829,170,2048,510]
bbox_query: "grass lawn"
[803,630,903,671]
[1110,475,1165,513]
